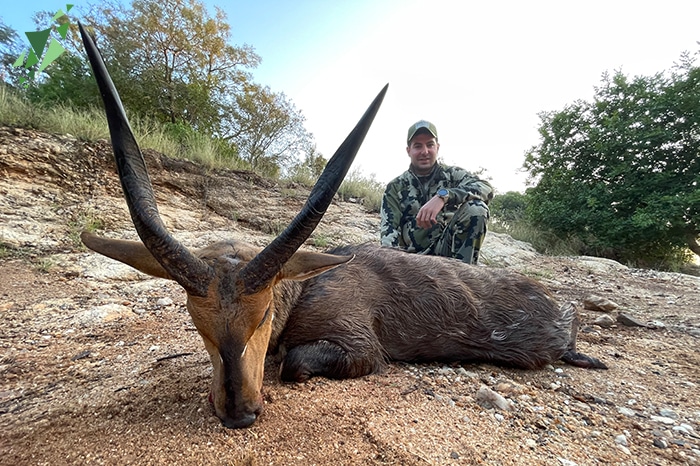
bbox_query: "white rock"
[157,297,174,306]
[475,385,513,411]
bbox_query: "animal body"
[269,243,602,382]
[77,23,605,430]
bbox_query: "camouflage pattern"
[380,164,493,264]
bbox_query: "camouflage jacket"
[380,164,493,252]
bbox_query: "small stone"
[475,385,513,411]
[583,295,619,311]
[673,424,695,436]
[157,297,173,306]
[659,409,679,419]
[653,437,669,449]
[616,313,648,327]
[650,415,676,425]
[647,320,666,329]
[617,445,631,455]
[618,407,637,417]
[615,434,628,446]
[594,314,615,328]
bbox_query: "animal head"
[77,23,386,428]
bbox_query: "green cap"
[407,120,438,144]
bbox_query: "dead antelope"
[78,24,606,429]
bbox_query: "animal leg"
[561,309,608,369]
[279,340,380,382]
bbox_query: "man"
[380,120,493,264]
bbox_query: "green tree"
[286,144,328,186]
[0,20,23,85]
[82,0,312,173]
[227,82,312,174]
[0,19,19,82]
[490,191,528,224]
[25,52,100,107]
[524,54,700,268]
[85,0,259,134]
[6,1,317,177]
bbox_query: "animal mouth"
[208,390,264,429]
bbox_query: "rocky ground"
[1,126,699,465]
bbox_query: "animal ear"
[81,231,174,280]
[280,250,353,282]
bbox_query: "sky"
[3,0,700,193]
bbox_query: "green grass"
[0,241,33,260]
[311,234,330,248]
[489,216,582,256]
[0,84,250,172]
[336,169,385,212]
[36,257,55,273]
[68,208,105,249]
[0,243,10,260]
[518,267,555,281]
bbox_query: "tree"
[84,0,260,134]
[5,0,317,177]
[227,82,313,175]
[524,54,700,267]
[25,52,100,107]
[0,20,23,85]
[285,144,328,186]
[489,191,528,225]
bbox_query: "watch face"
[438,188,448,197]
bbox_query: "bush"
[337,169,385,212]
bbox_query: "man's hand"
[416,196,446,229]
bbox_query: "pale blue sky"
[4,1,700,192]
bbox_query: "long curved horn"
[240,84,388,294]
[79,23,214,297]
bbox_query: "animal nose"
[222,411,258,429]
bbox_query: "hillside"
[1,126,699,465]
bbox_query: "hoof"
[561,350,608,369]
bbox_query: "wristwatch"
[437,188,449,202]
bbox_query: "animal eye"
[257,306,271,328]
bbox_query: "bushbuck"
[77,24,606,429]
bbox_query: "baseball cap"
[407,120,438,144]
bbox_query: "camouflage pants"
[431,199,489,264]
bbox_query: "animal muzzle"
[221,408,261,429]
[209,390,263,429]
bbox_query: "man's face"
[407,133,439,176]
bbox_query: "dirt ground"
[1,126,699,465]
